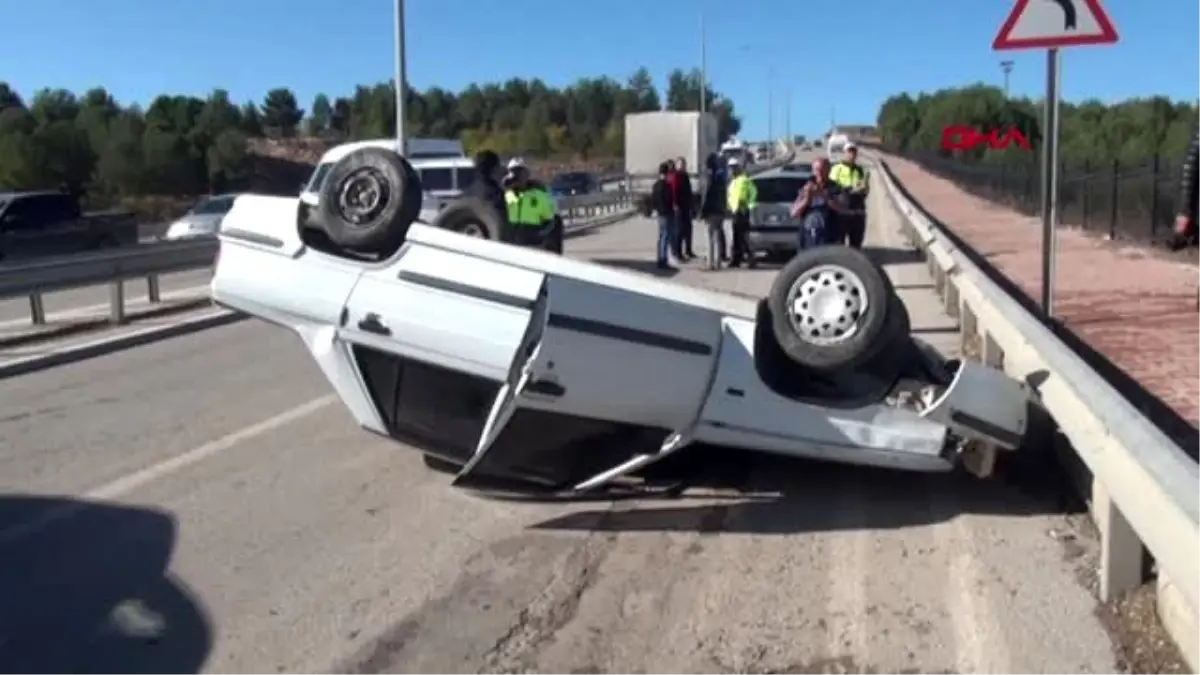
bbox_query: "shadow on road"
[531,442,1084,536]
[0,495,212,674]
[594,258,680,278]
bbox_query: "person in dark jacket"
[466,150,508,227]
[1169,132,1198,251]
[673,157,697,259]
[651,161,677,269]
[699,153,728,270]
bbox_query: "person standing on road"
[466,150,508,228]
[828,143,869,248]
[503,158,555,248]
[674,157,697,259]
[651,161,677,270]
[1170,131,1198,251]
[699,153,729,270]
[726,158,758,268]
[790,157,846,250]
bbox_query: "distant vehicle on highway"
[746,165,815,261]
[549,171,599,197]
[163,193,241,240]
[0,190,137,262]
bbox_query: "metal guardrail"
[873,154,1199,666]
[0,191,640,330]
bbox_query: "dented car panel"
[211,194,1034,494]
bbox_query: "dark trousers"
[676,210,694,255]
[840,213,866,249]
[730,211,752,266]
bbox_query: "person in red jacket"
[663,159,683,259]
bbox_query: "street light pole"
[393,0,408,155]
[1001,60,1014,97]
[699,2,707,115]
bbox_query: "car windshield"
[190,196,235,215]
[305,163,334,193]
[753,175,812,203]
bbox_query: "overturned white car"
[211,148,1033,496]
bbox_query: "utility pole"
[784,89,791,147]
[1001,60,1014,97]
[767,67,775,144]
[393,0,408,155]
[699,2,707,115]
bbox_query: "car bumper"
[748,227,796,252]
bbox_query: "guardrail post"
[28,293,46,325]
[109,281,126,325]
[960,304,978,359]
[1093,481,1144,602]
[943,278,961,318]
[147,275,161,303]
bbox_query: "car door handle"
[357,313,391,336]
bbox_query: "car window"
[419,168,454,192]
[455,167,477,190]
[306,163,333,193]
[753,176,811,203]
[191,196,235,215]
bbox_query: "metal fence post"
[29,294,46,325]
[147,274,161,303]
[109,281,126,325]
[1081,160,1091,229]
[1149,154,1161,238]
[1109,159,1120,239]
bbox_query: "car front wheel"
[766,246,908,373]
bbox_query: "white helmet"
[506,157,527,170]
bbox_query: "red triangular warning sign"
[994,0,1119,50]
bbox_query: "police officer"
[828,142,869,248]
[1166,121,1195,249]
[503,158,556,248]
[726,158,758,268]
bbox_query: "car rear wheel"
[316,147,423,256]
[430,198,504,240]
[766,246,907,373]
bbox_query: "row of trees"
[875,84,1197,169]
[0,67,742,202]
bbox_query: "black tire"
[766,246,905,373]
[429,197,503,240]
[316,147,422,255]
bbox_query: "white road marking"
[937,515,1013,674]
[0,394,336,545]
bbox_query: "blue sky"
[3,0,1196,141]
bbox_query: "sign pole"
[1039,47,1062,316]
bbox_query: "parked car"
[745,165,814,260]
[210,148,1033,497]
[0,190,137,262]
[549,172,599,197]
[163,193,241,240]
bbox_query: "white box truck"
[624,111,719,188]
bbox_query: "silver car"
[747,166,813,259]
[163,194,239,240]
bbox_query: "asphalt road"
[0,180,1120,673]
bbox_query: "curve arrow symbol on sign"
[1049,0,1078,30]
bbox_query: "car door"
[337,242,548,467]
[456,273,724,488]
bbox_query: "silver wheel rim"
[459,221,486,238]
[785,264,868,345]
[337,168,389,227]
